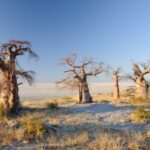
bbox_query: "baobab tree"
[112,67,122,100]
[145,80,150,98]
[58,53,105,103]
[0,40,38,116]
[57,76,82,102]
[128,63,150,98]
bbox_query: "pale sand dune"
[19,82,133,101]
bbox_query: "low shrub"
[131,108,150,122]
[45,102,58,109]
[128,97,148,105]
[18,114,45,138]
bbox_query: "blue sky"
[0,0,150,82]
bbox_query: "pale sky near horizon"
[0,0,150,82]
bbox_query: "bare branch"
[17,82,23,86]
[133,63,142,76]
[0,40,39,61]
[142,66,150,75]
[16,70,36,85]
[80,57,94,67]
[56,75,79,89]
[64,70,74,73]
[113,67,122,76]
[59,53,105,90]
[132,62,150,78]
[60,53,81,68]
[125,74,136,82]
[86,63,105,76]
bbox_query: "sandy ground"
[55,101,150,132]
[19,82,149,132]
[1,92,150,149]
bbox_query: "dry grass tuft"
[0,93,150,149]
[0,104,6,120]
[17,113,46,139]
[131,108,150,123]
[45,131,150,150]
[128,97,149,106]
[61,96,73,101]
[0,126,24,146]
[0,122,150,149]
[87,133,123,150]
[63,132,89,147]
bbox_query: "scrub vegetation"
[0,40,150,149]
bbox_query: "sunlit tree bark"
[128,63,150,98]
[112,68,121,100]
[0,40,38,115]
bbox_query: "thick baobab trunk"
[79,83,82,103]
[81,82,92,103]
[132,63,150,98]
[145,82,149,99]
[113,76,120,99]
[9,75,20,113]
[135,78,146,98]
[0,77,10,116]
[0,72,20,115]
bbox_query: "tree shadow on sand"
[66,101,136,115]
